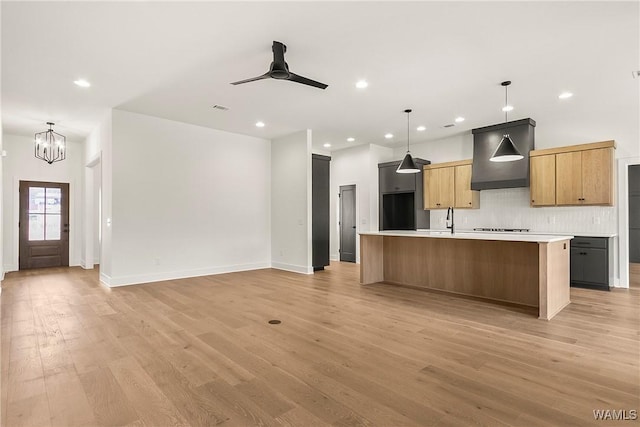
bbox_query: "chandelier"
[35,122,66,164]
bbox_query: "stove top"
[473,228,531,233]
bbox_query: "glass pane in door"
[45,214,61,240]
[29,214,45,240]
[29,187,45,213]
[46,188,62,214]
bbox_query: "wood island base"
[360,234,571,320]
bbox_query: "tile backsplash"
[429,187,617,234]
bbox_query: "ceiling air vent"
[443,123,455,128]
[212,105,229,111]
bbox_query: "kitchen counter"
[417,229,616,238]
[360,231,572,320]
[361,230,573,243]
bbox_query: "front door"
[340,185,356,263]
[19,181,69,269]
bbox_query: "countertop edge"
[359,231,574,243]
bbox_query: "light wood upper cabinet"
[530,154,556,206]
[454,164,480,208]
[424,160,479,210]
[555,151,583,205]
[530,141,615,207]
[581,147,613,205]
[424,167,454,209]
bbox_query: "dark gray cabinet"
[378,159,430,230]
[379,165,416,193]
[570,237,609,291]
[629,165,640,262]
[312,154,330,270]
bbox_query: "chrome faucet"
[446,207,455,234]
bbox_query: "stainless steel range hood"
[471,118,536,190]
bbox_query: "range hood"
[471,118,536,190]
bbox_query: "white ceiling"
[2,2,638,153]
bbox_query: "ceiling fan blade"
[230,72,270,85]
[288,73,328,90]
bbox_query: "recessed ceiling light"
[416,126,426,132]
[454,117,465,123]
[323,143,331,148]
[74,79,91,88]
[347,137,355,142]
[501,105,514,112]
[558,92,573,99]
[384,133,393,139]
[355,80,368,89]
[255,121,265,127]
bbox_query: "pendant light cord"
[504,84,508,122]
[406,111,410,152]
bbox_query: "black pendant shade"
[490,134,524,162]
[396,108,421,174]
[397,152,420,173]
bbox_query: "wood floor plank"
[79,367,140,426]
[109,356,191,427]
[5,392,52,427]
[119,334,231,426]
[45,370,97,427]
[1,263,638,427]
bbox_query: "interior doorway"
[339,185,356,263]
[18,181,70,269]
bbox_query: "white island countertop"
[359,230,574,243]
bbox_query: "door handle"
[352,226,356,229]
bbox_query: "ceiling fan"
[231,41,328,90]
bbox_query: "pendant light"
[35,122,66,164]
[490,81,523,162]
[396,109,420,173]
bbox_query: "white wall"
[2,134,84,272]
[271,130,312,274]
[393,126,640,286]
[329,144,393,262]
[105,109,271,286]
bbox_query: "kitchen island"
[360,230,573,320]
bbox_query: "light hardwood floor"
[1,263,638,426]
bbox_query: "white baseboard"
[271,262,313,275]
[330,253,339,261]
[4,264,17,273]
[99,272,112,286]
[105,262,271,287]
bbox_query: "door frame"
[18,180,70,269]
[339,184,357,263]
[618,156,640,288]
[84,153,102,270]
[10,177,77,272]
